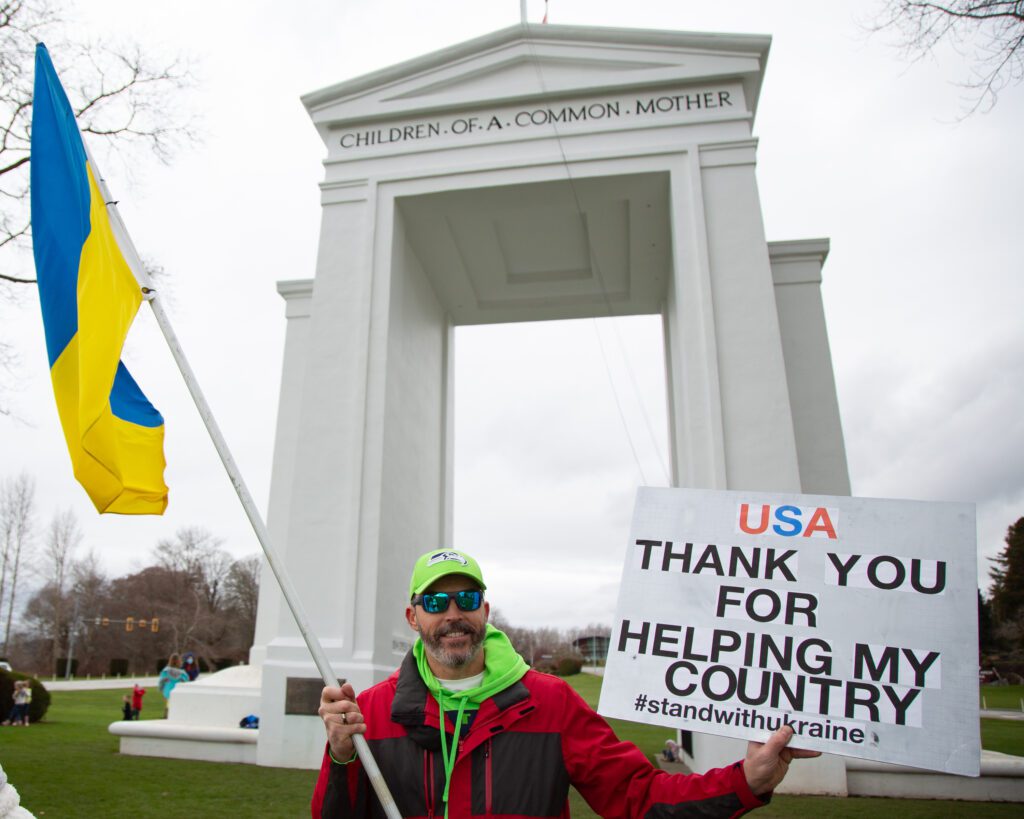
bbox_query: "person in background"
[157,653,190,718]
[2,681,30,727]
[182,652,200,682]
[121,695,133,721]
[130,683,146,720]
[662,738,680,763]
[17,681,30,726]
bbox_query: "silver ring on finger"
[341,712,348,725]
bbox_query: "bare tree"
[0,471,34,654]
[0,342,16,418]
[563,622,612,643]
[0,0,195,412]
[16,541,256,675]
[224,554,261,647]
[41,506,81,670]
[489,609,579,667]
[871,1,1024,111]
[60,551,106,675]
[1,0,195,284]
[152,527,239,665]
[155,526,233,611]
[100,564,182,675]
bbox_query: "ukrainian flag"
[31,44,168,515]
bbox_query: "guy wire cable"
[521,18,671,487]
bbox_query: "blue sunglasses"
[412,589,483,614]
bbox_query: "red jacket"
[311,652,766,818]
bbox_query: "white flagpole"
[520,0,527,24]
[87,149,403,819]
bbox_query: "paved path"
[982,709,1024,721]
[43,676,159,691]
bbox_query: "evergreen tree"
[978,589,995,653]
[989,517,1024,625]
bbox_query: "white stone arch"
[118,25,848,787]
[249,24,848,778]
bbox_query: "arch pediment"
[302,23,770,135]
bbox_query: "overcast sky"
[1,0,1021,632]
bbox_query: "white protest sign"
[597,487,979,776]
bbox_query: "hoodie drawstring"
[438,695,470,819]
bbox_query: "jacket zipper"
[425,749,435,819]
[484,738,493,814]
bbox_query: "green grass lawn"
[981,718,1024,756]
[981,685,1024,711]
[0,678,1021,817]
[0,688,311,817]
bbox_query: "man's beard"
[419,618,487,670]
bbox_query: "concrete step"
[109,720,259,764]
[846,751,1024,802]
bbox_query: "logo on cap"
[427,550,468,567]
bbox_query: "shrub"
[555,657,583,676]
[0,669,51,724]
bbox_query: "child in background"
[121,695,132,721]
[182,652,200,682]
[3,680,31,726]
[130,683,145,719]
[662,738,680,762]
[157,653,190,717]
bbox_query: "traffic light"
[151,617,159,633]
[126,616,134,632]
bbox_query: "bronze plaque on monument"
[285,677,345,715]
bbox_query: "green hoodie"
[413,624,529,817]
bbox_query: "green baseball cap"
[409,549,487,598]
